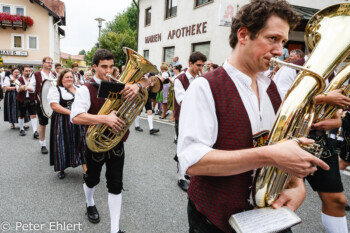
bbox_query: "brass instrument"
[253,3,350,208]
[86,47,158,153]
[314,63,350,122]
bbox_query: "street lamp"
[94,17,105,48]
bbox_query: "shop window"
[195,0,213,7]
[166,0,177,18]
[28,35,38,50]
[12,34,24,49]
[163,46,175,64]
[145,7,152,26]
[192,41,210,59]
[144,50,149,60]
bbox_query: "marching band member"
[47,69,86,179]
[53,63,62,78]
[27,57,56,154]
[159,63,171,119]
[71,49,149,233]
[15,66,38,138]
[3,68,21,129]
[174,52,206,192]
[71,63,84,85]
[177,1,329,232]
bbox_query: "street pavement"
[0,103,350,233]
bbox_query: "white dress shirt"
[70,76,102,121]
[162,71,169,80]
[47,86,76,104]
[28,71,55,93]
[273,66,297,100]
[15,77,30,98]
[0,72,5,86]
[174,70,197,105]
[2,75,12,87]
[177,60,278,177]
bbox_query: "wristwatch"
[136,83,142,92]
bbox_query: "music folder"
[98,81,125,99]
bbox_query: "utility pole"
[94,18,106,48]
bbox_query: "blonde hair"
[160,63,168,71]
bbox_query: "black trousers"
[18,99,36,117]
[84,142,125,195]
[188,199,293,233]
[36,102,48,126]
[175,120,179,140]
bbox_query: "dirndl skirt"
[50,111,86,171]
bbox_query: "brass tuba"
[86,47,158,153]
[253,3,350,208]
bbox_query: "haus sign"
[144,21,208,44]
[0,50,28,57]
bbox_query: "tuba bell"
[86,47,158,153]
[253,3,350,208]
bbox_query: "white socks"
[39,140,46,147]
[340,170,344,175]
[31,118,38,133]
[19,118,24,130]
[108,193,122,233]
[148,115,153,130]
[135,116,140,128]
[83,183,96,207]
[321,213,348,233]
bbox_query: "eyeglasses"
[45,62,53,64]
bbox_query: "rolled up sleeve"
[177,77,218,177]
[70,85,91,121]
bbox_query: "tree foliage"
[78,49,86,55]
[65,56,74,68]
[84,1,138,67]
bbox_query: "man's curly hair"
[229,0,301,49]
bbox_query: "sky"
[60,0,134,55]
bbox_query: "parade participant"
[71,49,149,233]
[112,67,120,80]
[15,66,38,138]
[48,69,86,179]
[205,60,213,73]
[71,63,84,85]
[3,68,21,129]
[84,70,93,81]
[27,57,56,154]
[0,68,4,102]
[159,63,172,119]
[173,56,180,66]
[53,63,62,78]
[177,1,329,232]
[169,65,183,124]
[174,52,206,192]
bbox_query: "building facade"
[60,52,86,69]
[138,0,348,67]
[0,0,65,67]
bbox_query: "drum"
[40,79,56,118]
[149,75,163,93]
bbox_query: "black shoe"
[41,146,48,154]
[174,139,177,144]
[149,128,159,135]
[117,231,125,233]
[20,130,26,136]
[86,205,100,223]
[57,171,65,179]
[184,175,191,180]
[33,131,39,139]
[24,125,29,130]
[135,126,143,132]
[346,204,350,211]
[178,179,189,192]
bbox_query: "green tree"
[65,56,74,68]
[84,47,98,66]
[78,49,86,55]
[104,3,138,34]
[100,31,137,67]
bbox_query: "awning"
[292,5,320,31]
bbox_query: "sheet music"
[229,207,301,233]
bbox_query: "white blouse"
[2,75,14,87]
[47,86,76,105]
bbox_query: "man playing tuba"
[177,1,330,232]
[71,49,149,233]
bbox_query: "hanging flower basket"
[0,13,34,30]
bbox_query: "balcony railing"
[0,13,34,31]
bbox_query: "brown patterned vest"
[84,79,129,142]
[187,66,281,233]
[33,71,43,102]
[16,76,35,102]
[174,72,190,121]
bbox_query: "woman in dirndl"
[3,68,20,129]
[47,69,86,179]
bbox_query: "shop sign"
[167,22,207,40]
[0,50,28,57]
[145,33,162,44]
[218,3,237,26]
